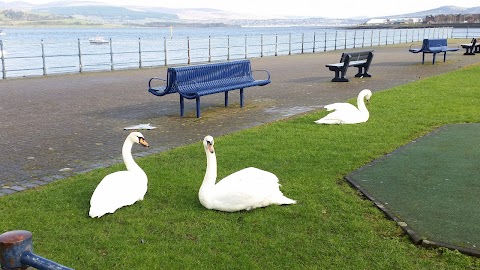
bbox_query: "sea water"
[0,26,467,78]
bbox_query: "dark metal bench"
[409,38,459,64]
[148,60,271,118]
[461,38,477,55]
[325,50,374,82]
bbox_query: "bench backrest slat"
[340,51,373,62]
[426,39,448,48]
[170,60,253,91]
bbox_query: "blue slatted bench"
[148,60,271,118]
[409,38,459,64]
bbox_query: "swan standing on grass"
[89,132,149,218]
[314,89,372,124]
[199,136,296,212]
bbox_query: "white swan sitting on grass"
[314,89,372,124]
[199,135,296,212]
[89,132,149,218]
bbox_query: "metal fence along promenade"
[1,26,478,79]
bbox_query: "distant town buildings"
[365,14,480,25]
[425,14,480,24]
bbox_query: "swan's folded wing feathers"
[208,167,285,211]
[324,102,358,113]
[90,171,147,211]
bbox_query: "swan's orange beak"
[139,137,149,147]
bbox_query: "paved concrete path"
[1,43,478,196]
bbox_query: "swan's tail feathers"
[89,208,106,218]
[275,195,297,205]
[314,118,341,124]
[89,204,118,218]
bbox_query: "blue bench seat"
[149,60,270,117]
[409,39,459,64]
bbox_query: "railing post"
[0,230,73,270]
[244,35,247,59]
[288,33,292,55]
[260,34,263,57]
[353,30,357,48]
[378,29,381,46]
[301,33,304,53]
[334,31,337,50]
[208,36,211,62]
[109,38,114,70]
[274,34,278,56]
[344,31,347,49]
[227,35,230,61]
[324,32,327,52]
[385,30,388,45]
[164,37,167,66]
[138,37,142,68]
[313,32,316,53]
[77,38,83,73]
[370,29,373,46]
[0,40,6,79]
[362,30,365,47]
[41,39,46,76]
[187,37,191,64]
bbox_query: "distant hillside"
[384,5,480,18]
[2,1,480,27]
[32,6,179,21]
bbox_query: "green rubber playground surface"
[346,123,480,256]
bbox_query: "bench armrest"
[409,44,422,53]
[444,43,459,50]
[251,69,271,81]
[148,77,168,96]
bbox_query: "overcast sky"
[2,0,478,19]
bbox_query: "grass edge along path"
[0,64,479,269]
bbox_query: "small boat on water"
[0,30,6,36]
[89,35,109,44]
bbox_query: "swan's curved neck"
[122,138,141,171]
[357,93,369,116]
[201,150,217,190]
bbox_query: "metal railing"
[0,27,469,79]
[0,230,73,270]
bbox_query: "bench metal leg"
[355,67,372,78]
[331,70,348,82]
[443,52,446,62]
[195,97,201,118]
[225,91,229,107]
[422,53,425,65]
[240,88,244,107]
[464,47,475,55]
[354,67,363,77]
[180,96,185,117]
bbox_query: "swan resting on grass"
[314,89,372,124]
[89,132,149,218]
[199,135,296,212]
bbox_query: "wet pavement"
[1,43,478,196]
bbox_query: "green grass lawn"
[1,64,480,269]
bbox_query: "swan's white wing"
[315,102,362,124]
[324,102,359,113]
[209,167,295,212]
[89,170,147,218]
